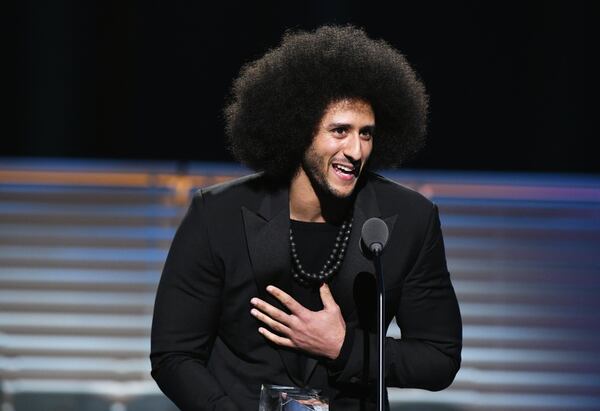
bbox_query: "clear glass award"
[258,384,329,411]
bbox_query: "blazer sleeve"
[327,204,462,391]
[150,192,239,411]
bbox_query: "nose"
[343,132,362,162]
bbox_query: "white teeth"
[334,164,354,173]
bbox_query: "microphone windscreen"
[361,217,389,253]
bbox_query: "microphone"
[360,217,389,257]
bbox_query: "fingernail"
[250,298,258,305]
[250,309,257,316]
[266,286,274,292]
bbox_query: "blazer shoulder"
[196,172,261,196]
[190,172,276,211]
[366,172,435,213]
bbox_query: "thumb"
[319,283,336,309]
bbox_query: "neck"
[289,168,352,223]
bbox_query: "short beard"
[301,146,353,200]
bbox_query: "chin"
[328,189,353,199]
[324,170,362,199]
[325,180,358,199]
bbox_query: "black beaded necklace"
[289,213,353,286]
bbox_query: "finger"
[258,327,295,348]
[250,297,290,325]
[319,283,336,309]
[250,308,291,336]
[266,285,303,314]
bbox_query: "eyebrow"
[327,122,376,130]
[360,125,376,133]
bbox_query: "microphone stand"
[361,217,389,411]
[373,247,385,411]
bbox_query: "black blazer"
[150,172,462,410]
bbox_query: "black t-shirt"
[289,219,341,379]
[289,219,340,311]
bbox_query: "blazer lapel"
[242,187,307,387]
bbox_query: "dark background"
[5,0,598,173]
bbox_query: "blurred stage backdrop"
[2,1,599,410]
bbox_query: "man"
[151,25,462,410]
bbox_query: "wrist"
[327,328,346,360]
[326,326,355,373]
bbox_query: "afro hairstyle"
[224,25,428,180]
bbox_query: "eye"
[360,129,373,140]
[331,126,348,136]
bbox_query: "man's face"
[302,98,375,199]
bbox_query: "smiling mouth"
[332,162,360,178]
